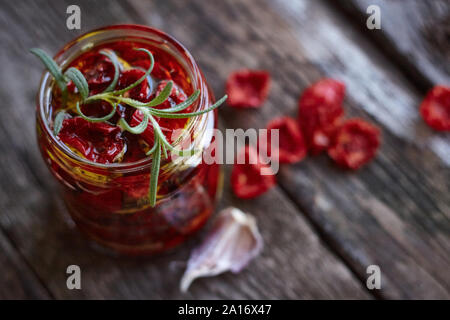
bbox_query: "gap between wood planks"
[122,0,383,299]
[0,0,371,299]
[330,0,449,91]
[0,218,53,299]
[125,0,449,299]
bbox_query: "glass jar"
[36,25,221,256]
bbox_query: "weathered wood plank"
[0,231,50,299]
[129,0,450,298]
[335,0,450,88]
[0,0,369,299]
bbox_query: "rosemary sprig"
[64,67,89,100]
[53,110,67,135]
[31,47,227,207]
[76,101,117,123]
[99,50,120,92]
[30,48,68,104]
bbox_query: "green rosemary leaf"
[53,110,67,136]
[107,96,149,108]
[84,92,113,104]
[149,89,200,112]
[164,141,198,157]
[161,143,168,159]
[30,48,68,103]
[148,114,198,157]
[143,80,173,107]
[118,112,149,134]
[99,49,120,92]
[146,140,159,156]
[64,67,89,101]
[149,94,227,118]
[112,48,154,95]
[149,139,161,207]
[76,101,117,123]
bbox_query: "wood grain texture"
[0,0,369,299]
[0,231,50,299]
[335,0,450,88]
[128,0,450,299]
[267,0,450,298]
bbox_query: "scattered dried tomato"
[231,146,276,199]
[420,85,450,132]
[264,116,307,163]
[298,78,345,154]
[58,117,125,164]
[328,118,380,170]
[226,69,271,108]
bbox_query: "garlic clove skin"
[180,207,263,292]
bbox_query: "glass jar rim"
[37,24,210,173]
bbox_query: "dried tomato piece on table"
[298,78,345,154]
[58,117,125,164]
[420,85,450,132]
[264,116,307,164]
[328,118,380,170]
[226,69,271,108]
[231,146,276,199]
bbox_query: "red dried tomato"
[118,174,150,199]
[153,80,189,110]
[298,78,345,154]
[130,80,190,146]
[226,69,271,108]
[420,85,450,132]
[69,51,115,95]
[130,110,163,146]
[121,132,147,163]
[156,80,190,133]
[328,118,380,170]
[117,69,150,101]
[134,60,172,80]
[264,116,307,164]
[79,100,114,119]
[78,189,123,212]
[58,117,125,164]
[231,146,276,199]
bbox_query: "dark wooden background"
[0,0,448,299]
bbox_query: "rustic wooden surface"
[0,0,448,299]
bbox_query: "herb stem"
[31,46,227,207]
